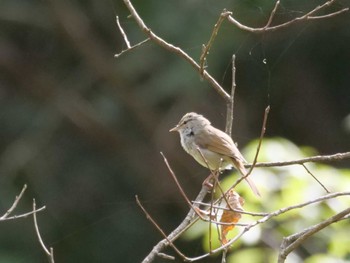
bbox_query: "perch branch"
[184,191,350,261]
[141,186,209,263]
[247,152,350,168]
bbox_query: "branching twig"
[227,0,349,33]
[122,1,350,262]
[182,191,350,261]
[265,0,281,28]
[278,207,350,263]
[115,38,150,58]
[116,15,131,49]
[141,186,209,263]
[33,199,54,263]
[0,184,27,220]
[115,15,152,58]
[199,10,232,76]
[0,184,46,222]
[122,0,230,102]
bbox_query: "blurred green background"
[0,0,349,262]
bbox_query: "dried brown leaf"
[220,190,244,244]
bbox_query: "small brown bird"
[170,112,260,196]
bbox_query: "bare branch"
[0,184,46,222]
[122,0,230,102]
[116,15,131,48]
[114,38,150,58]
[278,207,350,263]
[135,195,187,260]
[225,54,236,136]
[0,184,27,220]
[1,206,46,221]
[227,0,349,33]
[121,1,350,261]
[186,191,350,261]
[160,152,210,222]
[199,10,232,76]
[302,164,330,193]
[141,186,209,263]
[265,0,281,28]
[246,152,350,168]
[33,199,55,263]
[229,106,270,193]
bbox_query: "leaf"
[220,190,244,244]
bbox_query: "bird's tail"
[231,158,260,197]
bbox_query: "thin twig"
[301,164,330,193]
[184,191,350,261]
[141,186,209,263]
[199,10,232,76]
[0,184,27,219]
[160,152,193,208]
[122,0,230,102]
[225,54,236,136]
[278,207,350,263]
[193,201,269,216]
[116,16,131,48]
[33,199,54,263]
[135,195,187,260]
[229,106,270,192]
[227,0,348,33]
[114,38,150,58]
[264,0,281,28]
[246,152,350,168]
[160,152,209,221]
[1,206,46,221]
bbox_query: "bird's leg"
[202,170,220,191]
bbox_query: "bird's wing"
[195,126,260,196]
[195,126,245,163]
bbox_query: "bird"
[170,112,260,196]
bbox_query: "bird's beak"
[169,125,179,132]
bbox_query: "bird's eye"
[183,121,187,125]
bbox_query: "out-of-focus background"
[0,0,349,262]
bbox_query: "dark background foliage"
[0,0,349,262]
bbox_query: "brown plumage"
[170,112,260,196]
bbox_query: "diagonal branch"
[0,184,27,220]
[0,184,46,222]
[278,207,350,263]
[122,0,230,102]
[199,10,232,76]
